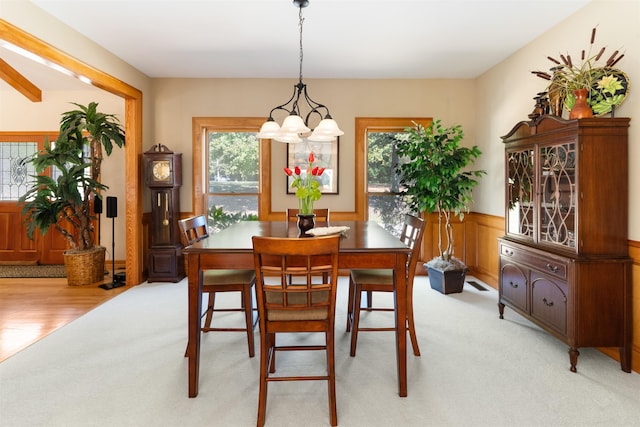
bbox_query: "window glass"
[0,142,37,201]
[206,131,259,231]
[367,131,410,236]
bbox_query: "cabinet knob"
[542,298,554,307]
[546,263,559,273]
[509,281,519,288]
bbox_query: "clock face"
[152,160,171,181]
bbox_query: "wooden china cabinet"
[498,115,631,373]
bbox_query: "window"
[0,141,38,201]
[192,118,270,230]
[206,131,259,232]
[355,118,432,236]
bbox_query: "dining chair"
[179,215,257,357]
[286,208,330,226]
[252,234,341,427]
[346,213,425,357]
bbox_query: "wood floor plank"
[0,275,129,362]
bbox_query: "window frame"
[192,118,271,219]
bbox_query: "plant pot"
[63,246,106,286]
[426,265,466,294]
[296,214,316,236]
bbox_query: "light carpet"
[1,277,639,427]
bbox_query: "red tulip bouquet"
[284,152,325,215]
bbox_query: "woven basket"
[63,246,106,286]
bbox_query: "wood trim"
[190,117,268,218]
[0,57,41,101]
[0,19,145,285]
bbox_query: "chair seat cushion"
[266,290,329,321]
[267,308,328,321]
[350,269,394,286]
[202,269,255,285]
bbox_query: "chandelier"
[257,0,343,143]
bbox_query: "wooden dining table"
[182,220,412,398]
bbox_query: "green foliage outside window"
[208,205,258,233]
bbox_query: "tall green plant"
[395,120,485,265]
[19,102,125,251]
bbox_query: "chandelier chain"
[298,7,304,83]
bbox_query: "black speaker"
[94,196,103,214]
[106,196,117,218]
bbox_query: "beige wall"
[151,78,476,213]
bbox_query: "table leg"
[187,254,202,397]
[395,252,408,397]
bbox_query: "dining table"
[182,220,412,398]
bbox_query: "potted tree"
[19,102,125,285]
[395,120,485,294]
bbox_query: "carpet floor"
[1,276,639,426]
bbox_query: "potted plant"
[19,102,125,285]
[283,151,325,235]
[395,120,485,294]
[532,27,628,118]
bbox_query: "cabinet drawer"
[530,272,568,336]
[500,242,568,280]
[500,260,528,313]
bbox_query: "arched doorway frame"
[0,19,145,284]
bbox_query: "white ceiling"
[1,0,591,92]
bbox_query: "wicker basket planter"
[63,246,106,286]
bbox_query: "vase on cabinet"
[569,88,593,119]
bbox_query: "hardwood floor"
[0,275,129,362]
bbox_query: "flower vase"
[569,88,593,119]
[297,214,316,236]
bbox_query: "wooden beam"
[0,56,42,102]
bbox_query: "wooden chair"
[286,208,330,226]
[346,214,425,357]
[252,234,341,427]
[179,215,257,357]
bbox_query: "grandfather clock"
[144,144,185,282]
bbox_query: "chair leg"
[257,330,269,427]
[268,332,276,373]
[407,286,421,356]
[366,290,373,310]
[350,283,363,357]
[346,276,355,332]
[326,331,338,426]
[204,292,215,329]
[243,285,255,358]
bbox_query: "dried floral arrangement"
[532,27,628,116]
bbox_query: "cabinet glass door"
[539,142,576,248]
[506,148,534,239]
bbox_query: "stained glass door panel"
[506,148,535,239]
[539,142,576,248]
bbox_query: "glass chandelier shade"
[257,0,343,143]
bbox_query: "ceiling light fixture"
[257,0,343,143]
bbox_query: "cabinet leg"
[568,347,580,373]
[619,346,632,373]
[498,302,505,319]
